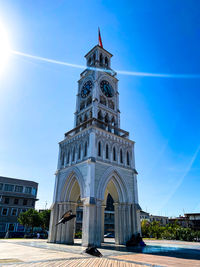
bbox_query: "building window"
[80,101,85,110]
[25,187,32,194]
[67,151,70,164]
[4,197,9,204]
[98,141,101,157]
[127,151,130,166]
[106,144,109,159]
[84,142,87,157]
[4,184,14,192]
[113,147,116,161]
[86,96,92,106]
[78,145,81,159]
[15,185,23,193]
[32,188,37,196]
[100,53,103,65]
[23,199,28,206]
[8,224,15,232]
[100,95,106,106]
[0,183,3,190]
[105,57,108,66]
[72,147,75,162]
[2,208,8,216]
[11,208,17,216]
[120,149,123,163]
[0,223,6,232]
[14,198,19,205]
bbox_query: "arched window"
[106,144,109,159]
[98,141,101,157]
[61,153,65,166]
[127,151,130,166]
[80,101,85,110]
[111,117,115,127]
[108,100,115,110]
[72,147,75,162]
[98,110,103,121]
[84,142,87,157]
[100,53,103,65]
[100,95,106,106]
[113,146,116,161]
[105,57,108,67]
[78,144,81,159]
[67,151,70,164]
[89,110,92,118]
[86,96,92,106]
[84,114,88,122]
[120,149,123,163]
[88,57,91,65]
[93,53,96,64]
[105,113,109,124]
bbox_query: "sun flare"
[0,22,11,76]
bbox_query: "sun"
[0,22,11,76]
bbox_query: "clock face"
[81,80,93,98]
[100,80,114,98]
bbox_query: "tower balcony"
[64,118,129,139]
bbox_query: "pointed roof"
[84,45,113,58]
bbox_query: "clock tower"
[48,41,141,247]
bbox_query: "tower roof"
[84,45,113,58]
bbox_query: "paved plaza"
[0,239,200,266]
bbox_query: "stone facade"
[48,44,141,247]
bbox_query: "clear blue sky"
[0,0,199,217]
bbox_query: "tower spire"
[98,27,103,48]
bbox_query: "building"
[48,38,141,247]
[184,213,200,231]
[140,211,150,221]
[149,215,169,225]
[0,176,38,237]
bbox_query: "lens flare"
[0,22,11,76]
[11,50,200,79]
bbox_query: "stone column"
[101,205,106,242]
[56,203,63,243]
[82,197,102,247]
[64,202,77,244]
[114,203,120,245]
[48,202,59,243]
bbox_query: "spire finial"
[98,27,103,48]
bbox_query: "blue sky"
[0,0,199,217]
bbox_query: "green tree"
[18,209,42,232]
[39,209,51,230]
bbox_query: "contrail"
[158,144,200,212]
[11,50,200,78]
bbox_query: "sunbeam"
[11,50,200,79]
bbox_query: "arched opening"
[127,151,130,166]
[99,53,103,66]
[78,144,81,160]
[84,142,87,157]
[93,53,96,65]
[105,57,108,67]
[106,144,109,159]
[98,141,102,157]
[120,149,123,164]
[72,147,75,162]
[113,146,116,161]
[88,57,91,65]
[86,96,92,106]
[102,178,120,244]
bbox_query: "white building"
[48,41,141,247]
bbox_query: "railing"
[64,118,129,139]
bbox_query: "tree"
[18,208,42,232]
[39,209,51,230]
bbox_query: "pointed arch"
[96,167,130,203]
[60,167,86,202]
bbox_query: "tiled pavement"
[0,239,200,267]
